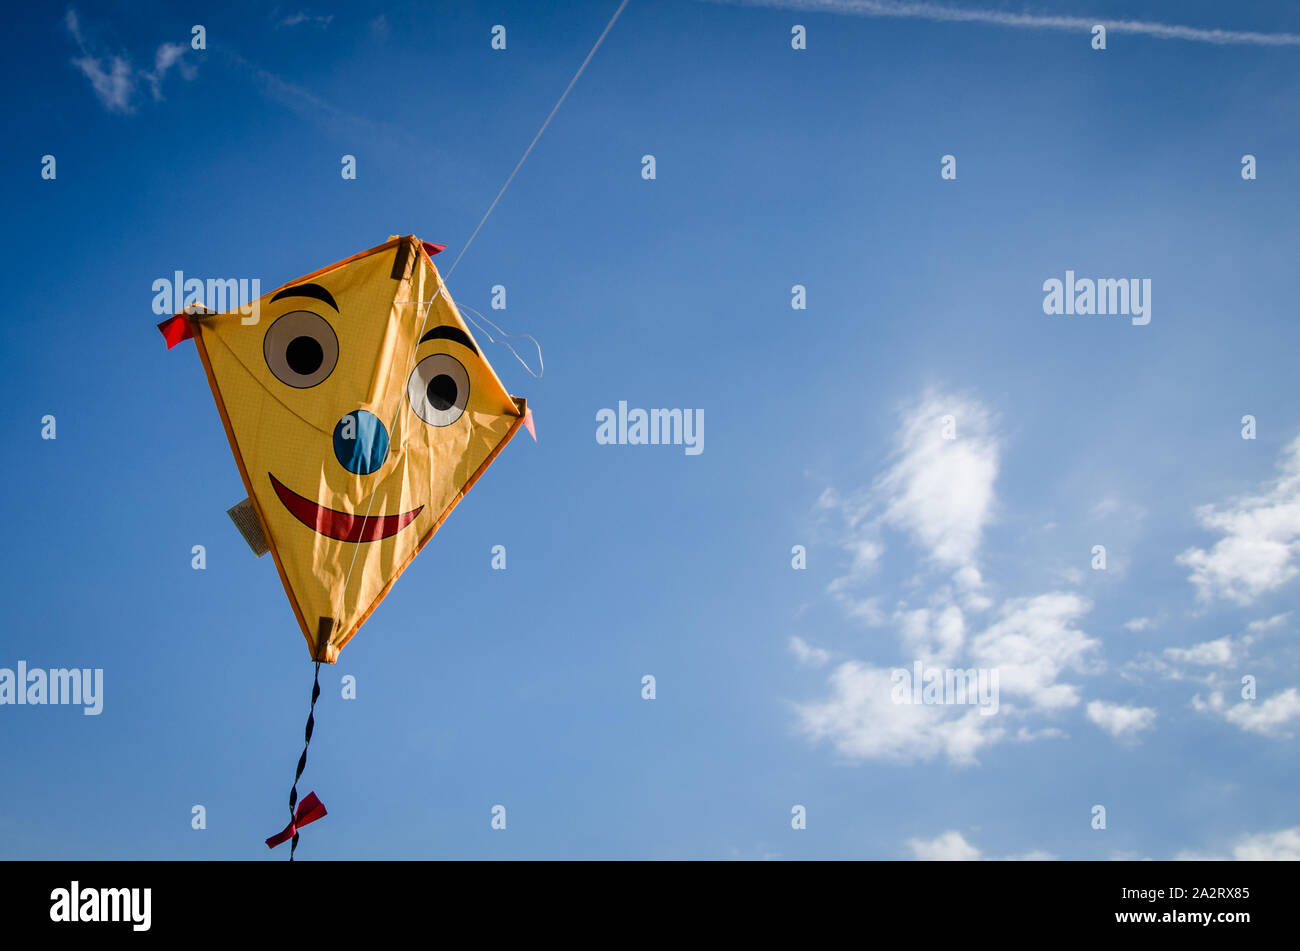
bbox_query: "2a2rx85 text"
[1121,887,1250,902]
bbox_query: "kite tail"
[266,660,328,859]
[289,661,322,860]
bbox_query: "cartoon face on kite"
[160,236,530,663]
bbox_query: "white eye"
[264,311,338,388]
[408,353,470,427]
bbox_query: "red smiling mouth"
[270,474,423,542]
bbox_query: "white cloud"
[1248,612,1291,632]
[1086,700,1157,738]
[1012,725,1066,742]
[906,830,1057,861]
[1091,496,1120,517]
[72,52,134,112]
[1057,566,1086,587]
[1177,437,1300,605]
[1177,827,1300,861]
[1091,495,1147,524]
[1123,630,1258,685]
[877,390,999,578]
[1192,687,1300,737]
[1123,617,1153,632]
[1119,654,1201,685]
[1163,638,1237,667]
[66,9,135,114]
[826,537,886,623]
[897,602,965,667]
[1225,688,1300,735]
[797,593,1098,764]
[279,12,334,28]
[970,593,1098,710]
[65,9,196,112]
[795,661,1004,766]
[789,636,830,668]
[145,42,196,100]
[800,388,1106,766]
[907,830,981,860]
[820,389,999,622]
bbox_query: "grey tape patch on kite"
[227,497,270,557]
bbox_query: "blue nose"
[333,410,389,475]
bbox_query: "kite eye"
[407,353,469,427]
[264,311,338,388]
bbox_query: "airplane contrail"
[705,0,1300,47]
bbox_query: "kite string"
[287,659,322,861]
[321,0,626,696]
[457,303,544,379]
[444,0,630,279]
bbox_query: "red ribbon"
[265,791,328,849]
[157,314,193,349]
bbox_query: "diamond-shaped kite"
[159,235,531,663]
[159,235,533,856]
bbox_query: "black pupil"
[426,374,457,412]
[286,336,323,376]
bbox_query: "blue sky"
[2,0,1300,860]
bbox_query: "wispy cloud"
[819,387,999,621]
[906,829,981,860]
[789,635,831,668]
[797,660,1005,765]
[145,43,196,101]
[65,10,133,112]
[1163,637,1239,668]
[877,389,999,588]
[971,593,1098,711]
[915,825,1300,860]
[798,387,1101,766]
[1248,612,1291,632]
[278,11,334,29]
[906,830,1055,861]
[1177,826,1300,861]
[1086,699,1156,739]
[707,0,1300,48]
[64,9,197,113]
[1177,436,1300,606]
[1193,687,1300,737]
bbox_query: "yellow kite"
[159,235,532,663]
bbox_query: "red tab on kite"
[265,791,328,849]
[157,314,193,349]
[422,241,447,257]
[523,407,536,442]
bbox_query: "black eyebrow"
[418,326,479,356]
[270,283,338,312]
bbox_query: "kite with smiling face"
[159,235,531,664]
